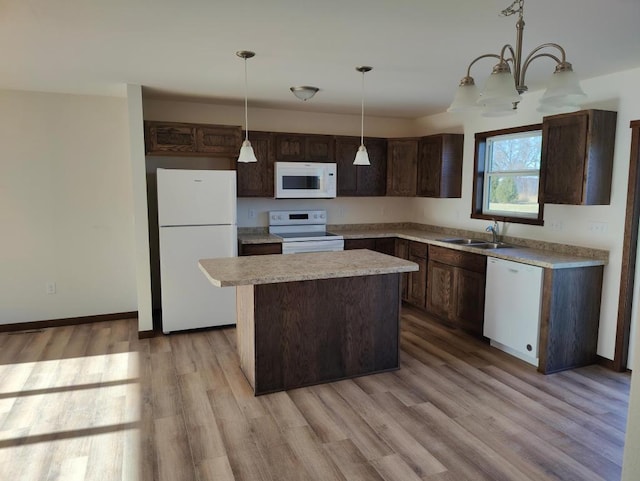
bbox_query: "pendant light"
[354,66,372,166]
[236,50,257,163]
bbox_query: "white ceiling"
[1,0,639,119]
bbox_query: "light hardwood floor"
[0,308,631,480]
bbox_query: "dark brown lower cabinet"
[343,237,397,256]
[395,239,410,302]
[239,243,282,256]
[407,242,428,309]
[427,245,486,335]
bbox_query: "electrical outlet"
[588,221,608,234]
[248,209,255,219]
[46,282,56,295]
[338,207,345,218]
[548,220,563,231]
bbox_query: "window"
[472,124,544,225]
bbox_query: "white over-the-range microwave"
[274,161,337,199]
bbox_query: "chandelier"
[448,0,586,116]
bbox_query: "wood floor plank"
[288,388,348,443]
[283,425,346,481]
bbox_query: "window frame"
[471,124,544,226]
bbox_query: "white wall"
[0,90,137,324]
[412,67,640,361]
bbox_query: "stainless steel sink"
[437,238,513,249]
[436,238,486,245]
[472,242,513,249]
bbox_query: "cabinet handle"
[508,268,519,273]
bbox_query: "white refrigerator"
[157,168,237,334]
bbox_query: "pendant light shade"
[238,140,257,162]
[236,50,257,163]
[354,66,372,166]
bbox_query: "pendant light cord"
[360,70,365,145]
[244,58,249,142]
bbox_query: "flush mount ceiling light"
[354,66,372,166]
[290,86,319,101]
[236,50,258,163]
[448,0,586,117]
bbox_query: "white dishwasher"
[484,257,544,366]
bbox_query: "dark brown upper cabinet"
[274,133,334,162]
[196,125,242,156]
[541,109,617,205]
[387,139,419,196]
[145,121,241,156]
[417,134,464,198]
[335,136,387,196]
[237,131,275,197]
[145,122,196,154]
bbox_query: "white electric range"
[268,209,344,254]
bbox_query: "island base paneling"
[236,274,401,395]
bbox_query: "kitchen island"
[199,249,418,395]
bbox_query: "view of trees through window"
[484,131,542,217]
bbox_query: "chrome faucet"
[486,220,499,243]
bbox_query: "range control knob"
[320,213,325,219]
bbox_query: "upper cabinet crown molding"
[541,109,617,205]
[144,121,241,156]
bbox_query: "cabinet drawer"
[409,241,428,259]
[428,245,486,273]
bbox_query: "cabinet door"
[426,260,455,321]
[374,237,396,256]
[336,137,387,196]
[335,136,360,195]
[344,238,376,250]
[145,122,196,154]
[408,254,427,308]
[417,136,442,197]
[237,131,275,197]
[454,268,485,335]
[275,134,306,161]
[306,135,335,162]
[395,239,410,301]
[387,139,418,196]
[358,138,388,196]
[542,113,588,204]
[195,126,241,156]
[417,134,463,198]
